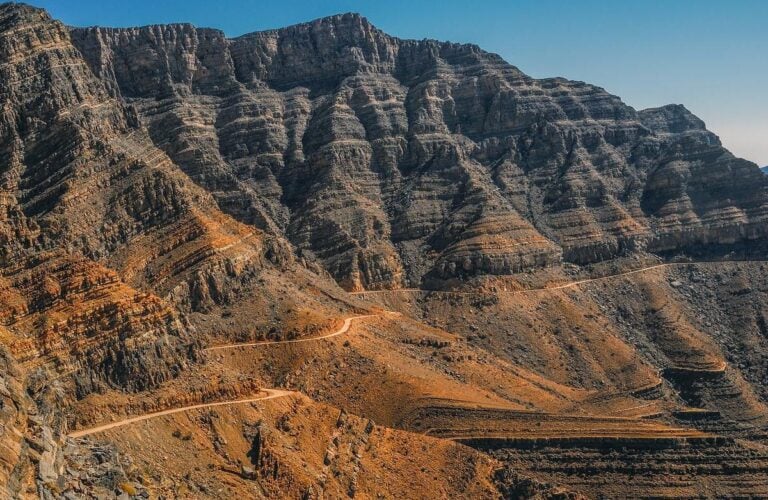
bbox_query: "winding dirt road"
[68,259,758,440]
[349,262,678,297]
[69,389,294,438]
[205,314,377,351]
[71,314,380,437]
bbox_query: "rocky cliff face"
[0,3,192,398]
[0,4,302,495]
[0,3,299,398]
[69,14,768,291]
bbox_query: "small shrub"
[119,482,138,495]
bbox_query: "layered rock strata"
[69,14,768,290]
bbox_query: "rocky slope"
[0,4,310,496]
[0,2,312,394]
[69,13,768,291]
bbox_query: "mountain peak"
[639,103,708,134]
[0,2,51,28]
[234,11,379,40]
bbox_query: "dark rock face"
[68,14,768,290]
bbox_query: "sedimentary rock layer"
[69,13,768,290]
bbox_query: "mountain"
[762,166,768,174]
[68,13,768,291]
[2,3,768,498]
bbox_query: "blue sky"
[25,0,768,166]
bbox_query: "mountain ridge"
[67,10,768,291]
